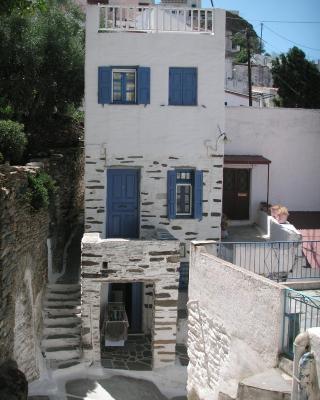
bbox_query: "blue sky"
[202,0,320,61]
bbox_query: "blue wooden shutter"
[169,68,182,105]
[98,66,111,105]
[194,170,203,220]
[167,170,176,219]
[182,68,197,105]
[138,67,150,104]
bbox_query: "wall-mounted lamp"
[204,126,231,156]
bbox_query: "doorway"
[107,169,140,238]
[108,282,143,333]
[223,168,250,220]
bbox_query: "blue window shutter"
[167,170,176,219]
[169,68,182,105]
[194,170,203,220]
[182,68,197,105]
[98,66,111,105]
[138,67,150,105]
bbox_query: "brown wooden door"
[223,168,250,220]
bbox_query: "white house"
[82,0,226,368]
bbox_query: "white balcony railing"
[98,5,215,34]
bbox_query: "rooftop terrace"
[98,4,215,33]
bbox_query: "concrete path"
[66,375,187,400]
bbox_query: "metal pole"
[260,22,263,53]
[267,163,270,208]
[246,28,252,106]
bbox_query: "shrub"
[24,171,56,210]
[0,119,27,164]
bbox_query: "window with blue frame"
[167,169,203,220]
[98,66,150,105]
[169,67,197,106]
[112,69,136,104]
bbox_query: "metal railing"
[282,288,320,358]
[98,5,214,33]
[218,240,320,282]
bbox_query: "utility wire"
[263,24,320,52]
[226,16,320,24]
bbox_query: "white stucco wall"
[85,5,226,248]
[225,107,320,221]
[187,241,285,400]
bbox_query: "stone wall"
[187,241,285,400]
[46,146,84,274]
[81,232,180,368]
[85,145,223,260]
[0,165,50,381]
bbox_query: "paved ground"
[101,335,152,371]
[223,224,266,242]
[101,335,188,370]
[65,375,187,400]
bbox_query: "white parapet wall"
[81,232,180,369]
[187,241,286,400]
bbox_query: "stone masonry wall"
[0,165,50,381]
[187,241,285,400]
[81,232,180,368]
[84,144,223,260]
[46,145,84,274]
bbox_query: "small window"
[176,170,193,216]
[112,69,136,104]
[169,67,197,106]
[167,169,203,220]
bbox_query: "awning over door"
[224,155,271,165]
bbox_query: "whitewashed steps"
[41,283,81,369]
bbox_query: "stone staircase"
[41,283,82,369]
[218,358,293,400]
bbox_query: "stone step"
[44,300,80,308]
[45,292,80,301]
[278,356,293,377]
[237,368,292,400]
[47,284,80,292]
[42,337,80,348]
[57,360,81,369]
[43,317,81,327]
[44,349,80,361]
[44,307,81,317]
[43,326,80,336]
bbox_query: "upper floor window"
[169,67,197,106]
[98,66,150,105]
[112,69,136,104]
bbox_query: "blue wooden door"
[107,169,139,238]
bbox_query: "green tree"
[0,0,46,15]
[0,0,84,149]
[272,47,320,108]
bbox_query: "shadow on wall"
[0,359,28,400]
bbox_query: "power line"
[263,24,320,52]
[226,16,320,24]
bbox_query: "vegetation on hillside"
[226,11,263,63]
[0,0,84,157]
